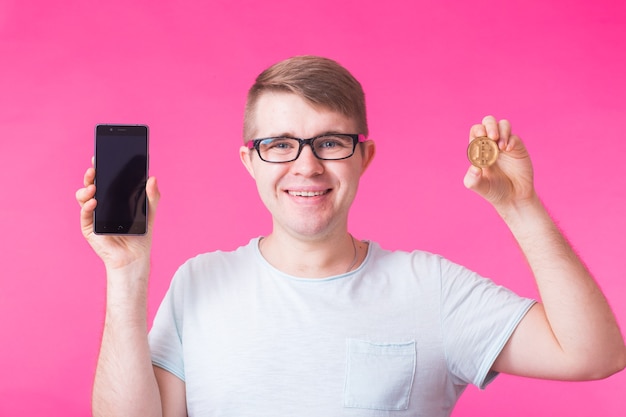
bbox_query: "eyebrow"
[259,131,349,139]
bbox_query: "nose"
[291,143,324,176]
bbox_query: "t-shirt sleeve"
[148,264,187,381]
[439,256,535,389]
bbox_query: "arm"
[76,166,187,416]
[92,259,162,416]
[464,116,626,380]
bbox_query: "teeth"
[288,190,327,197]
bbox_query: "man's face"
[240,91,375,240]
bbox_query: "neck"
[258,231,366,278]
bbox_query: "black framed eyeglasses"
[246,133,366,163]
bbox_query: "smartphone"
[94,124,149,235]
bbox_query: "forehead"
[252,91,358,138]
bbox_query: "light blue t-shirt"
[149,238,534,416]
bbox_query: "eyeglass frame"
[246,133,367,163]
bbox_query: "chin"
[282,218,338,239]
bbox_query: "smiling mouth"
[287,190,330,197]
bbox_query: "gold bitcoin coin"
[467,137,499,168]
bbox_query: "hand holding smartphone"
[94,124,149,235]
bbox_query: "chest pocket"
[344,339,416,411]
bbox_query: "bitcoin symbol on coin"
[467,137,499,168]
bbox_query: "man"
[77,55,626,416]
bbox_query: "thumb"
[463,165,489,196]
[146,176,160,232]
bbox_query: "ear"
[239,146,256,179]
[359,140,376,175]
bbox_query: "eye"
[316,135,352,149]
[320,140,338,148]
[260,138,297,150]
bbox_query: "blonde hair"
[243,55,368,141]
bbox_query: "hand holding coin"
[467,136,499,168]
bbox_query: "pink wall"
[1,0,625,415]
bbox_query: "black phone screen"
[94,124,148,235]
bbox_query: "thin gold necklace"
[345,234,359,273]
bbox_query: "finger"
[76,184,96,205]
[498,119,512,151]
[80,196,96,217]
[146,176,160,208]
[463,164,490,196]
[145,176,160,233]
[505,133,527,154]
[469,124,488,142]
[481,115,499,141]
[83,167,95,187]
[79,194,97,235]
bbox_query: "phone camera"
[109,128,113,132]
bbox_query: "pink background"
[1,0,625,415]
